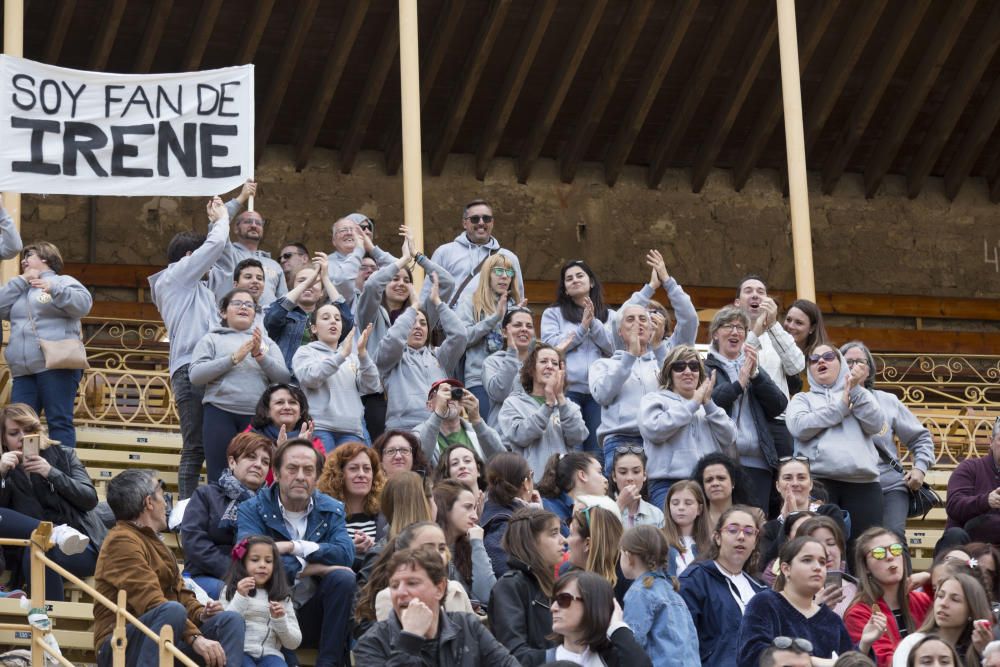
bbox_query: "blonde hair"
[470,254,521,321]
[0,403,56,450]
[572,505,623,586]
[380,471,433,540]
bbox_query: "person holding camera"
[413,379,505,468]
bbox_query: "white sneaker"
[50,524,89,555]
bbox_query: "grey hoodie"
[481,348,523,429]
[0,271,92,377]
[329,244,396,306]
[639,390,737,481]
[412,412,506,467]
[373,303,469,430]
[872,390,935,494]
[497,392,589,483]
[0,210,23,259]
[292,341,380,436]
[188,327,291,414]
[785,349,886,482]
[457,294,512,387]
[590,349,666,442]
[423,233,524,308]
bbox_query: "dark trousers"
[12,369,83,448]
[0,507,97,599]
[172,365,205,499]
[815,477,884,552]
[202,404,252,485]
[97,601,245,667]
[362,393,387,442]
[298,569,356,667]
[742,466,775,517]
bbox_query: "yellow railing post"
[29,522,52,667]
[159,623,174,666]
[113,589,128,667]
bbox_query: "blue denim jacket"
[624,570,700,667]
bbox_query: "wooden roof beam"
[820,0,931,195]
[945,73,1000,200]
[133,0,172,73]
[907,4,1000,199]
[88,0,127,70]
[475,0,556,180]
[254,0,320,160]
[863,3,974,198]
[181,0,223,71]
[559,0,654,184]
[429,0,511,176]
[730,1,839,191]
[516,0,607,184]
[690,5,776,193]
[293,0,368,170]
[604,0,700,187]
[646,0,749,189]
[384,0,467,176]
[43,0,76,64]
[234,0,276,64]
[339,10,399,174]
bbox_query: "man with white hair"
[982,640,1000,667]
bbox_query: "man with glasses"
[95,469,245,667]
[424,199,524,308]
[279,242,310,288]
[328,213,397,306]
[757,638,812,667]
[413,379,504,466]
[946,416,1000,544]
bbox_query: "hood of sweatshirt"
[805,347,849,396]
[451,232,500,251]
[707,348,743,382]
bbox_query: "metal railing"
[1,522,196,667]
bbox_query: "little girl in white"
[222,536,301,666]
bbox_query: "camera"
[450,387,465,400]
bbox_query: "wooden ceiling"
[9,0,1000,200]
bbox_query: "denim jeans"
[314,430,365,454]
[297,569,356,667]
[468,385,491,424]
[882,488,910,543]
[202,404,252,485]
[11,369,83,448]
[0,507,97,599]
[601,433,644,478]
[172,365,205,499]
[97,601,245,667]
[566,391,601,456]
[244,656,287,667]
[649,479,683,513]
[191,575,225,601]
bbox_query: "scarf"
[258,423,302,443]
[217,469,255,529]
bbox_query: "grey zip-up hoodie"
[457,294,513,387]
[639,389,737,481]
[497,392,589,483]
[329,244,396,306]
[423,233,523,307]
[148,215,230,377]
[0,271,92,377]
[481,347,524,429]
[785,349,886,482]
[873,389,934,494]
[292,341,380,436]
[373,303,468,430]
[189,328,291,414]
[590,349,666,442]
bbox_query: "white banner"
[0,56,253,196]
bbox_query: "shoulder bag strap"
[448,248,499,308]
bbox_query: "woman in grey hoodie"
[786,343,887,544]
[373,275,468,431]
[190,288,291,483]
[293,305,381,452]
[639,344,737,510]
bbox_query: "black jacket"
[354,609,521,667]
[704,355,788,469]
[544,626,654,667]
[480,498,514,578]
[0,444,107,547]
[180,482,234,580]
[487,558,554,666]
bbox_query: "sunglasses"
[359,223,373,231]
[772,637,813,653]
[491,267,515,278]
[615,445,645,456]
[670,360,701,373]
[778,455,810,465]
[808,351,838,365]
[280,251,304,260]
[552,592,583,608]
[721,524,757,537]
[465,214,493,224]
[868,543,905,560]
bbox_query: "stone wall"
[17,147,1000,299]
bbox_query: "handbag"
[25,292,89,370]
[872,435,941,519]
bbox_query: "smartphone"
[450,387,465,400]
[825,571,843,589]
[21,434,40,459]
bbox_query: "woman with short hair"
[372,429,429,480]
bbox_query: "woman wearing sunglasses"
[844,527,932,667]
[545,570,653,667]
[786,343,887,546]
[737,537,881,667]
[457,254,524,423]
[639,344,737,510]
[679,505,768,666]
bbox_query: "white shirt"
[714,561,758,613]
[277,495,319,561]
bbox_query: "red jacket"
[844,592,931,667]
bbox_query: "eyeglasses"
[383,447,413,459]
[868,543,905,560]
[280,251,305,260]
[551,592,583,608]
[670,360,701,373]
[465,214,493,224]
[808,351,838,365]
[771,637,813,653]
[615,445,645,456]
[491,267,515,278]
[229,300,258,311]
[721,524,757,537]
[845,359,868,367]
[778,455,810,465]
[719,323,747,335]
